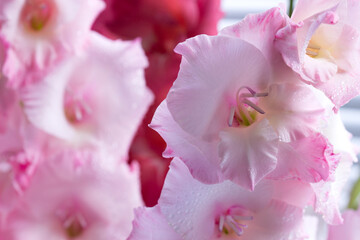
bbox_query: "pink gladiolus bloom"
[0,150,143,240]
[20,32,153,159]
[128,158,304,240]
[158,27,336,190]
[275,0,360,108]
[0,0,105,88]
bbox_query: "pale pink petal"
[167,34,271,138]
[220,7,303,85]
[323,113,357,162]
[345,0,360,29]
[311,155,353,225]
[127,206,181,240]
[291,0,341,23]
[316,70,360,109]
[150,100,222,184]
[261,82,332,142]
[242,199,303,240]
[220,7,286,62]
[302,57,338,84]
[272,180,313,208]
[330,25,360,72]
[22,32,153,157]
[218,119,278,190]
[328,208,360,240]
[268,133,339,183]
[296,215,320,240]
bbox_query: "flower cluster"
[0,0,154,239]
[129,1,359,239]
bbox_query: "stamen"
[228,86,267,127]
[217,208,253,237]
[242,99,265,114]
[237,86,256,96]
[75,107,83,121]
[226,216,244,236]
[240,92,268,98]
[228,106,235,127]
[219,215,225,232]
[233,215,253,221]
[306,49,319,57]
[306,43,320,57]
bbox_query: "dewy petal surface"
[167,34,271,138]
[158,158,303,240]
[218,119,278,190]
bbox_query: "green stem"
[348,177,360,210]
[288,0,294,17]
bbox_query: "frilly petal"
[220,7,286,62]
[311,155,353,225]
[268,133,339,183]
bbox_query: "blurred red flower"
[93,0,222,206]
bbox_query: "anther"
[306,43,320,57]
[228,106,235,127]
[228,86,268,127]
